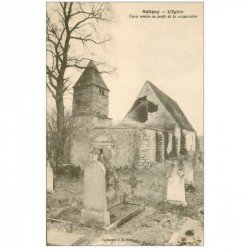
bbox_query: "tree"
[46,109,72,169]
[46,3,114,167]
[46,2,114,134]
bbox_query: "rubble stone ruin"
[68,60,196,170]
[128,96,158,123]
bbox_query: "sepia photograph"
[3,0,250,249]
[46,2,203,246]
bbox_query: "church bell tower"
[72,61,111,126]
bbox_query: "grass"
[47,162,204,245]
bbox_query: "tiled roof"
[146,81,195,131]
[73,60,109,91]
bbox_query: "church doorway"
[96,147,113,165]
[90,131,115,166]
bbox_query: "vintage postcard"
[46,2,204,246]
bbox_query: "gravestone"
[183,160,194,185]
[166,162,187,206]
[81,151,110,228]
[47,163,54,193]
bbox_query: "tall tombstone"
[166,161,187,207]
[81,150,110,228]
[183,158,194,186]
[47,162,54,193]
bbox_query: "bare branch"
[70,34,111,45]
[46,2,114,137]
[47,83,56,99]
[67,62,116,75]
[46,66,58,83]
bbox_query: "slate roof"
[73,60,109,91]
[146,81,195,132]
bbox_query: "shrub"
[57,164,82,180]
[128,163,140,195]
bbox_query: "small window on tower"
[99,88,105,96]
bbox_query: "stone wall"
[166,132,173,155]
[147,129,156,162]
[182,129,196,152]
[93,127,139,168]
[70,116,112,168]
[163,132,169,159]
[173,126,181,154]
[70,116,93,168]
[92,85,109,118]
[156,131,164,162]
[121,83,177,130]
[73,86,93,117]
[70,125,166,170]
[137,128,172,167]
[70,116,140,169]
[93,116,112,127]
[92,127,165,169]
[70,119,175,170]
[137,130,150,168]
[73,85,109,119]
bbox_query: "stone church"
[69,61,196,169]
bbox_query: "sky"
[47,2,203,135]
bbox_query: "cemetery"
[46,61,204,246]
[46,154,204,246]
[45,3,204,245]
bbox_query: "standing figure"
[167,159,187,207]
[97,150,105,165]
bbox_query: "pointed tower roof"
[73,60,109,91]
[145,80,195,131]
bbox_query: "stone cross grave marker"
[81,151,110,228]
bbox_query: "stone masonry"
[156,131,164,162]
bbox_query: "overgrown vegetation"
[47,109,72,169]
[128,163,140,195]
[46,2,115,170]
[47,162,203,245]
